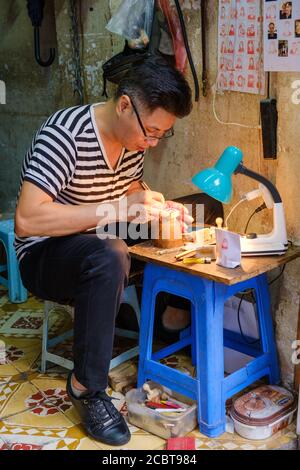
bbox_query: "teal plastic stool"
[41,284,141,373]
[0,219,27,303]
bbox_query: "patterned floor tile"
[0,414,83,450]
[1,399,75,429]
[31,375,128,427]
[0,336,41,374]
[94,429,165,451]
[190,422,298,450]
[0,379,42,419]
[0,293,8,309]
[160,353,196,377]
[0,436,6,449]
[0,432,80,450]
[0,304,43,339]
[0,292,298,450]
[76,438,104,450]
[0,299,72,340]
[0,419,69,439]
[0,358,20,378]
[34,366,69,380]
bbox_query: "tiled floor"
[0,287,298,451]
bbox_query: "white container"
[126,382,197,439]
[230,385,297,440]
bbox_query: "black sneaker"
[66,373,131,446]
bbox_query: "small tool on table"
[182,257,212,265]
[175,248,197,261]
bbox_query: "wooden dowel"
[294,301,300,391]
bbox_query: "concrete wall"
[0,0,299,387]
[0,0,120,214]
[0,0,63,214]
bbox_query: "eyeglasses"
[129,97,174,142]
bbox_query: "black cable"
[244,203,266,233]
[174,0,200,102]
[268,264,286,285]
[244,211,256,234]
[201,0,207,97]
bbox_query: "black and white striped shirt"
[15,103,144,261]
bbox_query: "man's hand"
[164,200,194,233]
[121,190,165,224]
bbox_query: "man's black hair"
[114,56,192,118]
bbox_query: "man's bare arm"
[15,181,165,238]
[125,180,144,195]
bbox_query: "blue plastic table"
[129,243,300,437]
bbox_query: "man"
[280,2,292,19]
[284,2,292,19]
[268,22,277,39]
[14,57,192,446]
[295,19,300,37]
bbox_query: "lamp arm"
[235,164,282,204]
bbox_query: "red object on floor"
[166,437,196,450]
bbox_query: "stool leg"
[41,302,50,373]
[255,274,280,384]
[137,265,156,388]
[191,307,196,367]
[195,281,226,437]
[122,285,141,326]
[7,232,27,303]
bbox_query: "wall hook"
[34,26,55,67]
[27,0,55,67]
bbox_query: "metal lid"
[230,385,296,426]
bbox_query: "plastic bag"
[106,0,155,50]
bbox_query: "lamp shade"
[192,146,243,204]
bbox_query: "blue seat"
[0,219,27,303]
[137,263,280,438]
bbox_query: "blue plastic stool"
[0,219,27,303]
[137,263,280,438]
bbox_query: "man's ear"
[116,95,131,117]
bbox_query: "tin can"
[230,385,297,440]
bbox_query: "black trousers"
[20,233,132,392]
[19,194,223,391]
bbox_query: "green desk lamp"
[192,146,288,256]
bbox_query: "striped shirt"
[15,103,144,261]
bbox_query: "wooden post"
[296,302,300,444]
[294,301,300,391]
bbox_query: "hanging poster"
[264,0,300,71]
[217,0,265,94]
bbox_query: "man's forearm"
[125,179,144,195]
[15,200,120,237]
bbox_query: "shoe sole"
[87,429,131,447]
